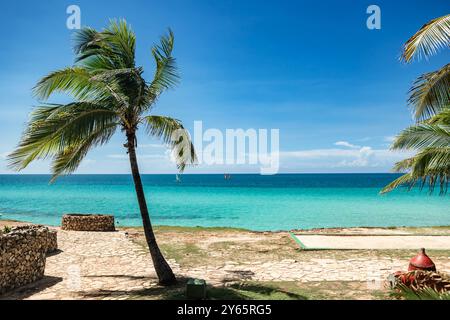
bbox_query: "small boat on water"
[175,174,181,183]
[224,174,231,180]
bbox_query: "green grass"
[159,243,206,266]
[119,280,391,300]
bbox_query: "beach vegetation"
[2,226,11,234]
[393,284,450,300]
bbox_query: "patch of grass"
[123,280,310,300]
[207,283,309,300]
[159,243,208,267]
[122,280,392,300]
[208,237,299,263]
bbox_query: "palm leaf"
[33,68,102,101]
[409,64,450,120]
[391,123,450,150]
[401,14,450,63]
[51,123,117,180]
[381,147,450,194]
[428,107,450,125]
[148,29,179,99]
[102,19,136,68]
[381,173,416,194]
[395,284,450,300]
[8,103,119,170]
[75,19,136,70]
[142,115,196,170]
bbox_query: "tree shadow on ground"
[79,276,308,300]
[78,276,189,299]
[0,276,63,300]
[207,283,308,300]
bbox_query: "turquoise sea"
[0,174,448,231]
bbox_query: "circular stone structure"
[61,214,115,232]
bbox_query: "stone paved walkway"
[1,229,180,300]
[183,257,450,284]
[1,229,449,299]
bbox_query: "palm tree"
[382,14,450,194]
[8,20,196,285]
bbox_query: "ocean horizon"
[0,173,448,231]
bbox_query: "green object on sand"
[186,278,207,299]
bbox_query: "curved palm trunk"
[126,132,176,285]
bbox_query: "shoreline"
[1,218,449,234]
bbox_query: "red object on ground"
[408,248,436,272]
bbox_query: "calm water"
[0,174,448,231]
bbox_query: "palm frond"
[428,107,450,125]
[148,29,179,99]
[33,67,132,111]
[75,19,136,70]
[90,67,146,109]
[8,103,119,171]
[51,123,117,180]
[381,173,416,194]
[103,19,136,68]
[395,284,450,300]
[73,27,102,55]
[33,68,102,101]
[381,147,450,194]
[401,14,450,63]
[409,64,450,120]
[142,115,196,171]
[391,123,450,150]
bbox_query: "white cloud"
[334,141,361,149]
[280,145,412,169]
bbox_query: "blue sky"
[0,0,449,174]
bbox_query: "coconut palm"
[382,14,450,194]
[8,20,196,285]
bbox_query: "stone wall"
[0,225,50,294]
[46,229,58,253]
[61,214,115,232]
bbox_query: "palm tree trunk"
[126,131,176,285]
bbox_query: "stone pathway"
[183,257,450,285]
[1,229,449,299]
[1,229,180,300]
